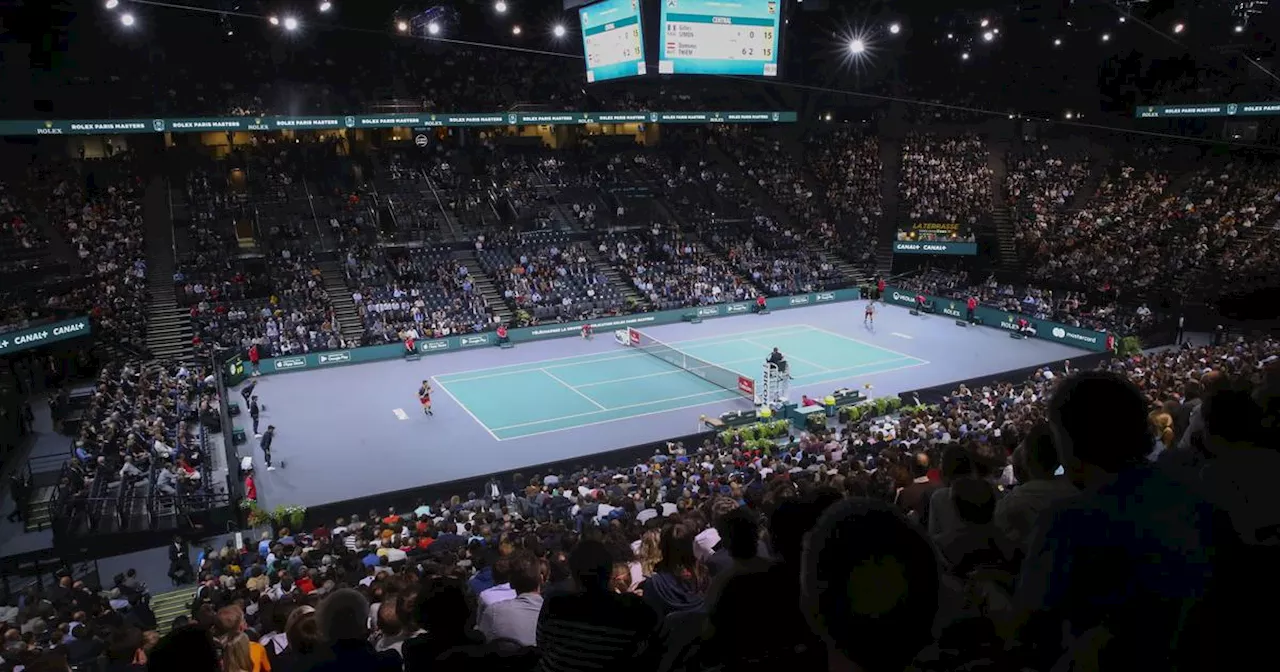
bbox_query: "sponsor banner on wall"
[249,288,864,376]
[882,286,1109,352]
[0,316,92,356]
[0,111,800,137]
[892,241,979,256]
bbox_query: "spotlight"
[512,25,522,35]
[105,0,119,9]
[495,1,508,13]
[427,21,440,35]
[946,33,954,39]
[269,16,280,26]
[980,18,989,28]
[1053,38,1062,46]
[1100,33,1110,42]
[319,1,331,11]
[120,12,134,26]
[553,24,566,37]
[888,23,900,35]
[283,16,299,31]
[1119,16,1126,23]
[227,30,234,36]
[1234,25,1244,33]
[823,113,832,121]
[982,31,994,42]
[848,38,866,54]
[1064,111,1074,119]
[397,20,408,32]
[961,52,970,60]
[1173,23,1184,34]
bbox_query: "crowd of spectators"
[477,233,621,325]
[900,133,993,227]
[350,246,496,345]
[45,160,152,355]
[600,226,755,311]
[57,359,220,533]
[11,334,1276,672]
[704,218,843,296]
[1018,159,1280,297]
[1005,143,1092,216]
[898,268,1156,336]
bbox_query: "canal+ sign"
[0,317,92,356]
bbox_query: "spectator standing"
[993,424,1077,553]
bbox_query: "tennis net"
[626,327,756,399]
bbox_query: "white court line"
[437,333,800,385]
[741,338,833,372]
[431,376,502,442]
[797,323,928,363]
[574,355,765,388]
[491,388,739,432]
[433,323,817,383]
[891,332,914,340]
[392,408,409,420]
[491,356,919,436]
[540,368,607,410]
[788,359,932,392]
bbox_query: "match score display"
[580,0,646,83]
[659,0,781,77]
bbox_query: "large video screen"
[580,0,646,83]
[658,0,781,77]
[894,223,978,256]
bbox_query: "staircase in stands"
[153,586,194,635]
[143,177,194,363]
[455,250,515,326]
[874,137,903,279]
[586,246,650,311]
[316,261,365,346]
[991,205,1021,274]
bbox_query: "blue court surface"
[435,324,927,440]
[238,301,1084,509]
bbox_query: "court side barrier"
[247,288,863,377]
[881,286,1110,353]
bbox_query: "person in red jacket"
[966,296,978,323]
[876,277,886,300]
[404,334,416,357]
[248,343,260,377]
[755,295,767,313]
[496,325,509,345]
[244,470,257,502]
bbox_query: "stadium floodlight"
[283,16,299,31]
[824,113,832,121]
[847,38,866,54]
[427,21,440,35]
[319,1,332,12]
[961,52,970,60]
[512,25,522,35]
[396,20,409,32]
[1100,33,1110,42]
[982,31,994,42]
[888,23,900,35]
[1234,25,1244,33]
[1173,23,1185,34]
[1053,38,1062,46]
[553,24,566,38]
[1064,111,1073,119]
[980,18,989,28]
[269,16,280,26]
[495,1,508,13]
[120,12,135,26]
[105,0,119,9]
[946,32,954,39]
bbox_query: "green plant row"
[836,396,905,424]
[239,498,307,530]
[1117,335,1143,357]
[718,420,790,446]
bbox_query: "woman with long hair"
[222,633,254,672]
[640,523,707,617]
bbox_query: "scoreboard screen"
[580,0,646,83]
[659,0,781,77]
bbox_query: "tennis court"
[434,323,929,440]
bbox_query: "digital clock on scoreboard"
[658,0,781,77]
[580,0,647,83]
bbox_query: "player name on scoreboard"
[584,15,645,80]
[662,13,777,73]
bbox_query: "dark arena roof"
[0,2,1276,672]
